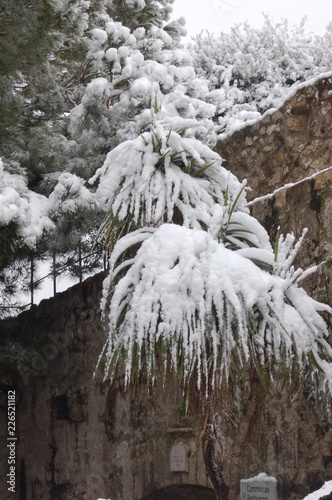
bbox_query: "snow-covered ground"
[302,481,332,499]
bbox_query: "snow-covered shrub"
[49,172,97,215]
[192,16,332,137]
[101,223,332,395]
[92,114,245,248]
[94,118,332,402]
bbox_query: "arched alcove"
[141,484,215,499]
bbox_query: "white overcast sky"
[172,0,332,38]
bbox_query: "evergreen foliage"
[0,2,331,410]
[1,0,184,308]
[1,5,332,496]
[0,0,92,309]
[191,16,332,136]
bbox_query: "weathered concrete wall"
[0,273,213,500]
[1,76,332,500]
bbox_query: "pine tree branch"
[24,1,36,8]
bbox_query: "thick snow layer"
[49,172,97,215]
[0,159,54,248]
[191,17,332,139]
[102,224,332,391]
[242,472,277,484]
[215,70,332,140]
[73,15,218,155]
[92,121,248,233]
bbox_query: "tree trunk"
[200,373,265,500]
[202,432,229,500]
[228,373,266,497]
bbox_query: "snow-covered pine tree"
[43,0,202,285]
[0,0,168,312]
[0,0,93,312]
[61,0,187,180]
[0,0,90,175]
[0,0,187,313]
[0,159,54,315]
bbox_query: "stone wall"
[216,75,332,329]
[216,75,332,497]
[1,76,332,500]
[216,76,332,200]
[251,167,332,329]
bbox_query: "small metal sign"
[240,473,277,500]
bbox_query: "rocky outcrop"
[217,75,332,333]
[1,76,332,500]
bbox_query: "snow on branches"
[91,116,246,241]
[94,118,332,401]
[192,17,332,137]
[0,160,54,248]
[101,223,331,395]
